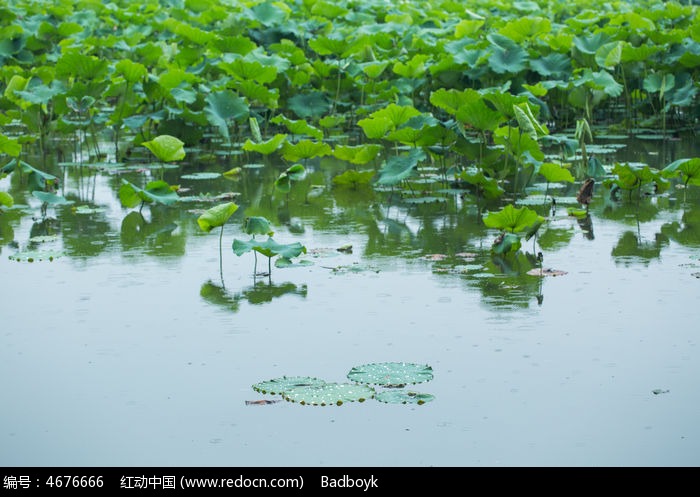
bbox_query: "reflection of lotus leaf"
[252,376,327,396]
[347,362,433,387]
[375,391,435,405]
[181,172,222,180]
[283,383,375,406]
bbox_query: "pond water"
[2,135,700,467]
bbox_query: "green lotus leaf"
[333,144,382,165]
[643,73,675,98]
[456,98,504,132]
[457,169,505,199]
[197,202,239,233]
[142,135,185,162]
[347,362,434,386]
[220,58,277,84]
[118,180,179,208]
[253,376,327,396]
[204,91,249,142]
[488,43,528,74]
[333,170,375,187]
[281,140,330,162]
[573,32,612,55]
[513,102,548,140]
[288,91,331,119]
[244,216,273,236]
[538,162,574,183]
[55,52,109,80]
[181,172,221,180]
[529,53,571,78]
[308,35,346,56]
[430,88,479,115]
[595,41,622,70]
[663,158,700,186]
[484,204,542,233]
[498,16,551,43]
[377,148,426,186]
[275,172,291,193]
[233,236,306,260]
[251,1,287,26]
[115,59,148,84]
[243,134,287,155]
[283,383,375,406]
[270,115,323,140]
[32,191,73,205]
[14,80,65,106]
[0,191,14,208]
[0,133,21,157]
[375,391,435,405]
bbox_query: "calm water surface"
[2,137,699,466]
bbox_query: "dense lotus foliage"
[1,0,699,267]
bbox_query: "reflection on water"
[200,279,308,312]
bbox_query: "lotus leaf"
[283,383,375,406]
[347,362,433,386]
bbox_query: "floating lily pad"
[455,252,478,259]
[74,205,107,214]
[517,195,579,205]
[423,254,448,261]
[28,235,58,243]
[252,376,327,396]
[347,362,433,387]
[375,391,435,405]
[242,163,265,170]
[9,250,63,262]
[180,172,222,180]
[526,268,568,277]
[283,383,375,406]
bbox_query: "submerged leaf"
[375,391,435,405]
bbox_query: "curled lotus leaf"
[252,376,327,396]
[375,391,435,405]
[347,362,433,387]
[283,383,375,406]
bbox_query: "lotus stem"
[219,224,225,288]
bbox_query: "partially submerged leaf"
[375,391,435,405]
